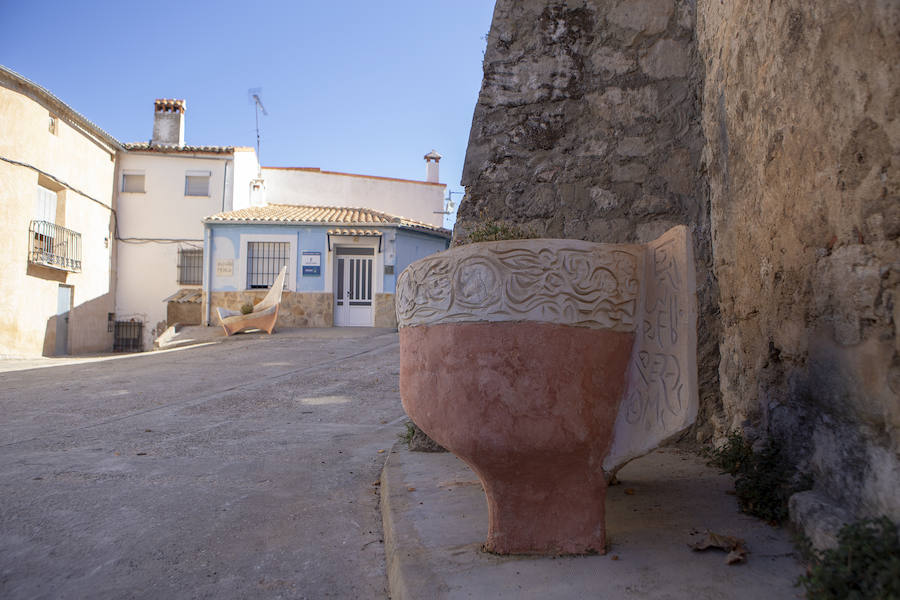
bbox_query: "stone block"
[617,136,653,158]
[607,0,675,37]
[374,294,398,329]
[613,161,649,183]
[640,39,691,79]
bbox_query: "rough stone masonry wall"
[697,0,899,533]
[457,0,721,442]
[208,292,333,328]
[460,0,899,541]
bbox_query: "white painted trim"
[328,236,383,294]
[238,233,297,292]
[330,237,381,327]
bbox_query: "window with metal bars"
[247,242,289,289]
[177,248,203,285]
[113,321,143,352]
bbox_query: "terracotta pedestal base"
[400,321,634,555]
[482,453,609,554]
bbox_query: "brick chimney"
[152,99,185,147]
[424,149,441,183]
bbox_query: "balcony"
[28,220,82,272]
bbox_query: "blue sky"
[0,1,496,227]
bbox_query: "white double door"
[334,247,375,327]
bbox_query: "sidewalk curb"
[380,442,447,600]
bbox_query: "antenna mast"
[248,88,268,174]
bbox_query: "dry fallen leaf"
[624,488,636,495]
[407,487,416,492]
[689,531,747,565]
[377,449,385,454]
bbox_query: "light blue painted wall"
[393,230,450,292]
[207,223,448,294]
[297,227,329,292]
[207,224,329,292]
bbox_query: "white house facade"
[262,151,445,229]
[114,99,261,350]
[0,66,119,357]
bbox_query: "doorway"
[334,247,374,327]
[55,285,72,355]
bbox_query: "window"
[48,115,58,135]
[122,172,145,193]
[247,242,289,289]
[35,185,57,222]
[177,248,203,285]
[33,185,58,254]
[185,170,211,196]
[113,320,143,352]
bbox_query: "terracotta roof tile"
[123,142,235,154]
[327,228,382,237]
[204,204,450,237]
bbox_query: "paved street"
[0,328,404,599]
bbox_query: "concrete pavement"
[0,328,403,599]
[381,444,806,599]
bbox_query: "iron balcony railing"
[28,220,82,272]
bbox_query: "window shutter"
[35,185,57,223]
[122,173,145,193]
[185,171,211,196]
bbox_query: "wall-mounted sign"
[302,251,321,276]
[216,259,234,277]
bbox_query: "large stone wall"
[697,0,899,537]
[459,0,898,541]
[457,0,721,442]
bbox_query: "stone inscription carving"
[604,226,699,472]
[396,239,642,331]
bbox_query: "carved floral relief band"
[396,240,642,331]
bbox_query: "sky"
[0,1,497,228]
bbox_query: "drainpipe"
[204,225,212,326]
[222,160,228,212]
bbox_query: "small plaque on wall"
[216,259,234,277]
[302,251,321,276]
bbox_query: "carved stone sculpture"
[397,226,698,554]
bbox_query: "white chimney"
[152,98,185,147]
[424,149,441,183]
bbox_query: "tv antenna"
[435,189,464,215]
[248,88,268,168]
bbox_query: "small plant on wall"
[453,217,537,247]
[799,517,900,599]
[707,430,810,525]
